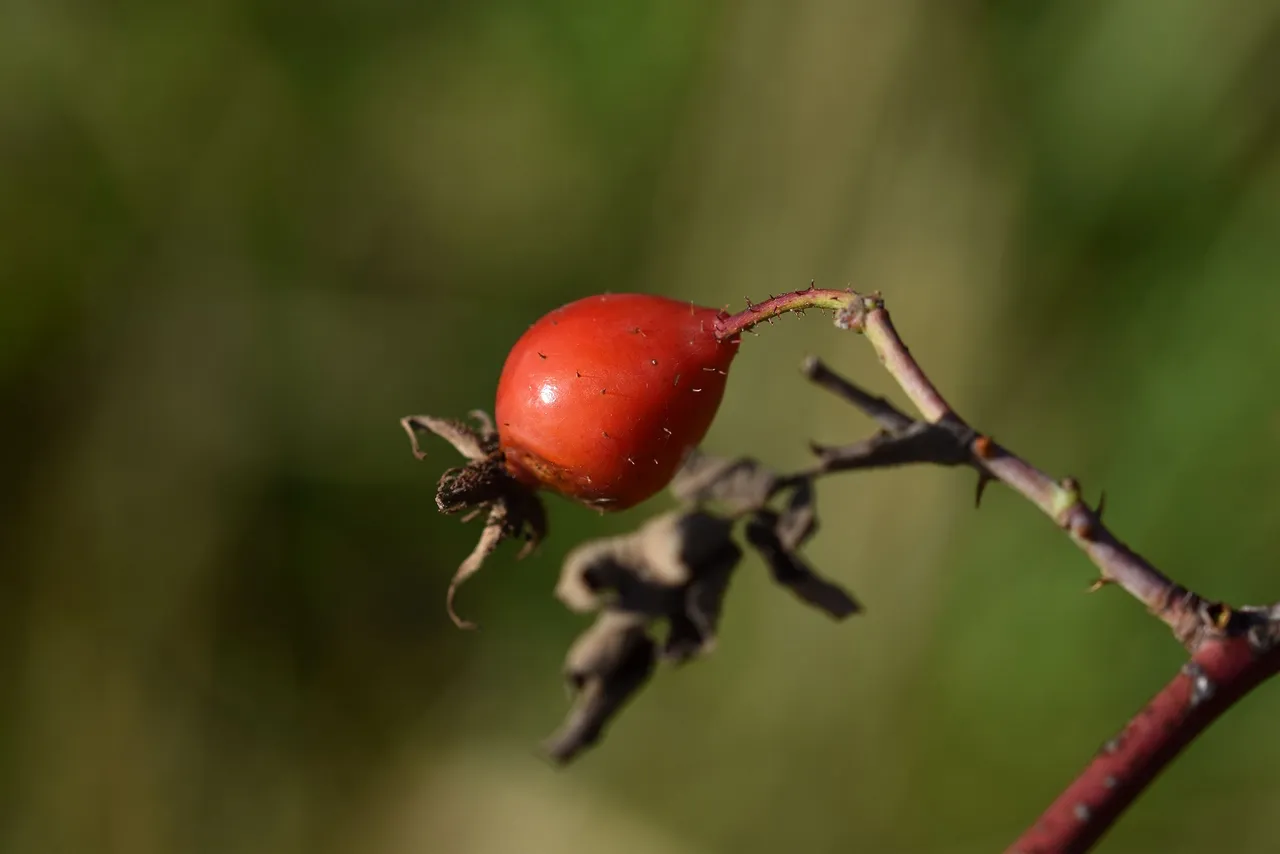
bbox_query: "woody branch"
[792,291,1280,853]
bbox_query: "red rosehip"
[495,293,739,510]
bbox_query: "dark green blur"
[3,2,1279,852]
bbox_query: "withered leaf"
[545,511,744,762]
[543,612,657,765]
[555,511,740,617]
[745,510,861,620]
[776,478,818,551]
[663,548,738,663]
[668,450,778,512]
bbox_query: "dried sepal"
[436,463,508,513]
[506,484,548,559]
[401,410,547,630]
[400,414,496,462]
[466,409,498,443]
[446,509,506,630]
[745,509,861,620]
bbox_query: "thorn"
[537,351,547,359]
[662,427,673,436]
[575,370,581,378]
[1087,578,1112,594]
[673,373,681,387]
[1097,490,1107,519]
[627,457,635,465]
[602,431,609,438]
[974,472,994,508]
[808,280,816,291]
[600,388,607,395]
[972,435,994,459]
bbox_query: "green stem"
[713,287,871,340]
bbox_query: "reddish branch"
[715,288,1280,853]
[1013,632,1280,853]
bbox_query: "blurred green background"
[4,1,1280,852]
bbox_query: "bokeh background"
[4,1,1280,852]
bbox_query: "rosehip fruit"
[495,293,739,510]
[402,286,862,627]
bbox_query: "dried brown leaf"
[745,510,861,620]
[555,512,740,617]
[776,478,818,551]
[543,612,656,765]
[663,553,737,663]
[668,451,778,511]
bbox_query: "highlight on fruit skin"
[494,293,740,510]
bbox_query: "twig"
[813,292,1280,853]
[1010,627,1280,853]
[837,294,1223,648]
[721,289,1280,849]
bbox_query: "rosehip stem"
[713,287,861,340]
